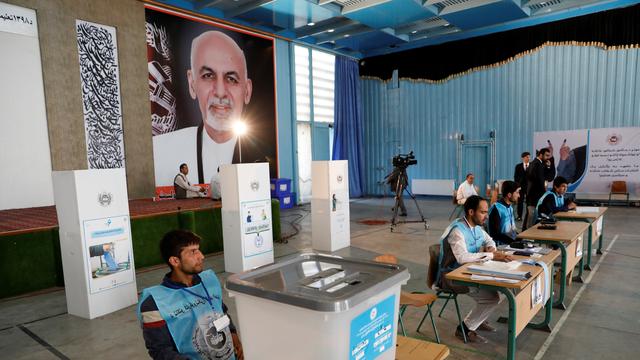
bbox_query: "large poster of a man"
[145,5,278,188]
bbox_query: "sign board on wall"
[534,127,640,199]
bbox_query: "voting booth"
[220,163,274,273]
[312,160,350,252]
[52,169,137,319]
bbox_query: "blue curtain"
[332,56,365,197]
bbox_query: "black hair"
[501,180,520,196]
[464,195,486,216]
[179,163,187,171]
[160,230,201,268]
[521,152,530,158]
[553,176,569,188]
[539,148,551,156]
[465,173,474,179]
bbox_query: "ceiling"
[153,0,640,58]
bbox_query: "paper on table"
[474,260,521,271]
[470,274,520,284]
[576,207,600,213]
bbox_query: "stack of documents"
[576,207,599,214]
[467,261,531,280]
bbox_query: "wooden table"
[445,250,560,360]
[517,221,590,309]
[395,335,449,360]
[555,207,608,270]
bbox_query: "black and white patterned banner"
[76,20,125,169]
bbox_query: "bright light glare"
[233,121,247,136]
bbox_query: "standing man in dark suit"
[513,152,530,221]
[524,148,555,230]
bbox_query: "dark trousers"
[517,193,526,219]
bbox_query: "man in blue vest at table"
[487,180,521,245]
[138,230,243,359]
[437,195,513,343]
[535,176,576,223]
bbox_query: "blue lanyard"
[180,282,215,311]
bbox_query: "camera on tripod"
[392,151,417,168]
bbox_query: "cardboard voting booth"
[220,163,274,273]
[52,169,137,319]
[312,160,350,252]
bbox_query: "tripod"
[388,167,429,232]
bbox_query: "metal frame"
[456,134,497,191]
[452,269,554,360]
[556,216,605,270]
[530,240,584,309]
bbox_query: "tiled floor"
[1,197,639,359]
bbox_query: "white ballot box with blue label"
[312,160,350,252]
[52,169,137,319]
[220,163,274,273]
[226,253,409,360]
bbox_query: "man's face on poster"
[187,31,253,143]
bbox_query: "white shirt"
[456,181,478,201]
[447,218,496,264]
[153,126,237,186]
[174,173,203,198]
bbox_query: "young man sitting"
[137,230,243,359]
[535,176,576,222]
[437,195,514,343]
[487,180,520,245]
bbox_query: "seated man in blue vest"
[487,180,520,245]
[438,195,514,343]
[535,176,576,222]
[138,230,243,359]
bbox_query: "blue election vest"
[534,191,564,220]
[488,202,516,243]
[137,270,236,360]
[437,218,486,284]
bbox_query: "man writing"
[456,173,478,205]
[513,152,530,221]
[138,230,243,359]
[437,195,513,343]
[174,163,206,199]
[487,181,520,245]
[153,30,254,188]
[535,176,576,222]
[524,148,556,230]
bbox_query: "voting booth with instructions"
[226,253,410,360]
[312,160,350,252]
[52,169,137,319]
[220,163,274,273]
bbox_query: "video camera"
[392,151,417,168]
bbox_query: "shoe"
[455,327,488,343]
[517,217,522,221]
[399,213,407,217]
[478,321,497,332]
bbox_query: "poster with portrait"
[534,127,640,198]
[145,5,278,188]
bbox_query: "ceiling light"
[344,34,350,37]
[444,23,450,27]
[307,22,315,26]
[411,30,417,34]
[327,29,335,33]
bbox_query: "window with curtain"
[294,45,335,203]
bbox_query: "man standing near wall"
[524,148,555,230]
[513,152,530,221]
